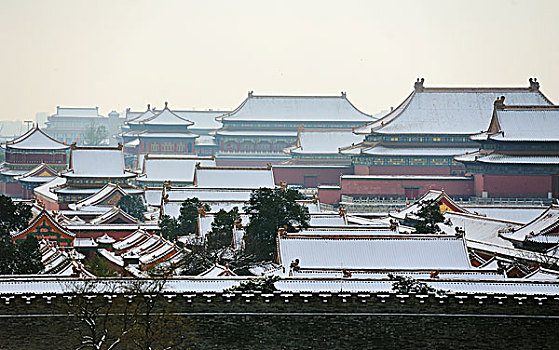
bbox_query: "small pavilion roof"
[68,183,140,210]
[221,92,373,123]
[390,190,470,220]
[142,102,194,126]
[4,125,69,150]
[14,163,59,183]
[126,104,156,123]
[353,78,553,135]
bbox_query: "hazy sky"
[1,0,558,121]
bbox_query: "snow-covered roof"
[221,93,373,123]
[34,177,66,202]
[278,235,471,270]
[66,146,133,178]
[198,264,237,277]
[391,190,470,220]
[194,166,275,189]
[4,126,69,150]
[113,229,150,251]
[127,107,225,130]
[458,152,559,165]
[142,103,194,126]
[353,80,552,135]
[54,106,102,118]
[172,110,225,130]
[138,155,216,184]
[483,105,559,142]
[524,268,559,280]
[463,206,547,224]
[126,105,156,123]
[2,276,559,295]
[501,205,559,243]
[440,212,520,250]
[309,214,347,226]
[68,183,136,210]
[14,163,58,183]
[289,129,364,155]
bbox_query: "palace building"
[346,78,553,176]
[45,106,122,146]
[456,99,559,199]
[273,128,363,187]
[121,104,226,167]
[0,125,69,198]
[214,92,374,166]
[52,144,141,208]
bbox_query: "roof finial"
[164,101,168,109]
[248,91,253,97]
[414,78,425,92]
[529,77,540,91]
[147,104,150,111]
[494,95,506,109]
[341,91,347,98]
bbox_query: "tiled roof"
[221,93,373,123]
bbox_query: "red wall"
[340,177,474,198]
[318,187,342,204]
[0,182,25,198]
[478,175,553,198]
[272,166,353,186]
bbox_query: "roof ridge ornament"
[414,78,425,92]
[341,91,347,98]
[248,91,254,97]
[494,96,506,109]
[529,77,540,91]
[164,101,169,109]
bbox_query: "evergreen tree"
[15,236,43,274]
[116,194,146,221]
[244,188,309,261]
[0,195,43,274]
[178,198,210,235]
[206,207,239,261]
[159,215,180,241]
[414,199,451,234]
[0,235,17,275]
[0,195,32,233]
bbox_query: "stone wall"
[0,292,557,349]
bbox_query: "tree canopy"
[243,188,309,261]
[83,123,108,146]
[159,198,210,241]
[116,194,146,221]
[414,199,451,234]
[0,195,43,274]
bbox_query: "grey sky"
[0,0,558,120]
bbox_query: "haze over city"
[1,0,558,120]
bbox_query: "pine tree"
[414,199,451,234]
[117,194,146,221]
[244,188,309,261]
[178,198,210,235]
[16,236,43,274]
